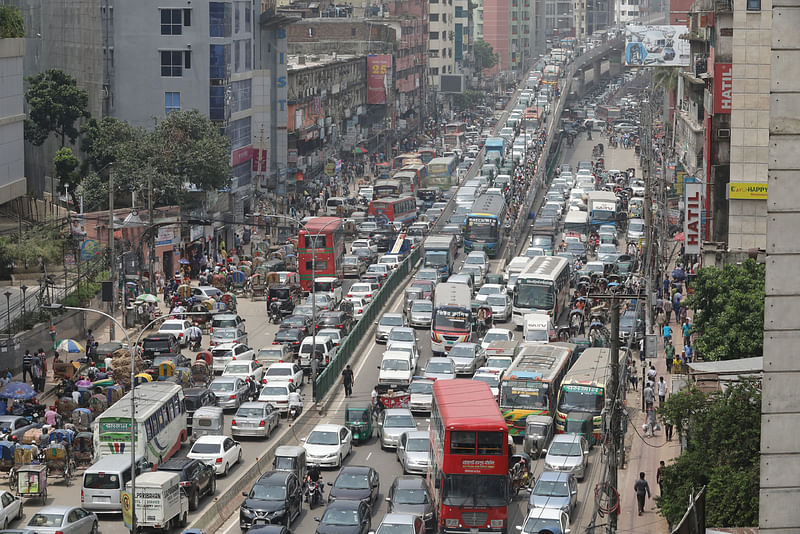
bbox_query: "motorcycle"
[269,304,282,324]
[288,403,303,421]
[305,480,322,509]
[189,337,202,351]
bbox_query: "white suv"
[157,319,192,347]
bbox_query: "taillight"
[259,421,266,427]
[366,294,372,298]
[232,357,236,360]
[216,458,223,464]
[288,378,294,383]
[210,327,214,332]
[81,489,84,502]
[178,333,184,338]
[229,395,236,400]
[273,341,278,345]
[231,419,237,426]
[358,309,363,313]
[347,293,352,298]
[179,481,192,487]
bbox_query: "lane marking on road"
[366,452,372,462]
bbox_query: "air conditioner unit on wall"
[718,128,730,138]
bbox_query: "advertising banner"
[684,182,703,255]
[367,55,392,104]
[728,182,767,200]
[713,63,733,114]
[625,25,690,66]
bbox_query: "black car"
[157,458,216,510]
[152,352,192,369]
[140,334,180,359]
[240,471,303,530]
[371,231,397,253]
[273,328,306,353]
[619,309,645,344]
[269,286,302,315]
[315,499,372,534]
[245,527,291,534]
[184,387,216,428]
[386,476,436,530]
[317,311,353,334]
[352,248,377,265]
[328,466,380,507]
[280,315,313,334]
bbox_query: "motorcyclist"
[305,463,324,502]
[287,389,303,420]
[188,323,203,350]
[269,301,282,323]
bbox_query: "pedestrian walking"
[657,376,667,405]
[634,472,651,515]
[662,324,672,347]
[664,417,674,441]
[656,461,666,495]
[665,340,674,373]
[22,350,33,383]
[341,364,354,397]
[643,382,654,410]
[31,358,42,393]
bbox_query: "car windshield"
[377,523,417,534]
[549,441,584,456]
[389,331,414,343]
[449,345,475,358]
[160,324,182,331]
[406,438,429,452]
[336,473,370,489]
[261,387,288,396]
[214,318,239,328]
[434,309,470,331]
[442,474,507,507]
[523,517,562,533]
[209,381,234,392]
[382,359,410,371]
[384,415,415,428]
[557,386,604,413]
[409,381,433,394]
[478,286,500,296]
[465,255,484,266]
[483,332,508,344]
[307,431,339,445]
[486,295,507,306]
[514,283,555,310]
[395,488,429,504]
[83,473,120,489]
[321,508,359,526]
[282,317,306,326]
[214,330,237,339]
[343,257,359,265]
[411,301,432,312]
[250,484,286,500]
[28,514,63,527]
[191,442,222,454]
[351,284,371,293]
[426,361,453,374]
[473,374,499,387]
[381,315,405,326]
[237,407,266,418]
[225,364,250,374]
[266,367,292,377]
[486,357,511,369]
[534,479,570,497]
[629,221,644,232]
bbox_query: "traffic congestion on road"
[1,44,654,534]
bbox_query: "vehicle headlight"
[240,506,254,517]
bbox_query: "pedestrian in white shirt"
[657,376,667,405]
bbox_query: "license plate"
[154,352,161,355]
[254,519,269,526]
[93,496,111,503]
[470,530,479,534]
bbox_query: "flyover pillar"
[593,60,602,85]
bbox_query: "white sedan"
[486,293,512,322]
[347,282,379,303]
[349,297,368,321]
[302,424,353,468]
[0,490,22,529]
[480,328,514,350]
[157,319,193,347]
[475,284,505,303]
[258,381,298,414]
[187,435,243,476]
[222,360,265,383]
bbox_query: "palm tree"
[652,67,679,96]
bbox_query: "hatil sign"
[684,182,703,255]
[714,63,732,114]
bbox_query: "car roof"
[194,435,227,444]
[551,433,583,444]
[403,430,429,440]
[538,470,573,482]
[239,402,268,410]
[35,505,76,514]
[212,376,240,383]
[338,465,372,476]
[384,408,413,416]
[213,342,244,349]
[310,424,344,432]
[325,499,363,511]
[381,513,418,524]
[526,507,565,520]
[394,475,427,489]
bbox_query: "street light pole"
[20,286,27,325]
[4,291,11,335]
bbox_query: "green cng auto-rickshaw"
[345,403,374,444]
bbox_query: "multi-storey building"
[483,0,535,74]
[428,0,456,88]
[536,0,573,55]
[616,0,642,22]
[0,37,26,205]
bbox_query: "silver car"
[209,376,250,409]
[544,433,590,481]
[396,431,430,475]
[408,300,433,328]
[408,378,434,413]
[422,358,456,381]
[486,293,512,322]
[528,470,578,515]
[378,408,417,449]
[231,401,280,438]
[26,505,98,534]
[447,342,486,375]
[375,313,407,343]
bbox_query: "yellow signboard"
[728,182,767,200]
[325,162,336,176]
[121,490,133,530]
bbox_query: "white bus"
[94,382,187,466]
[563,211,589,237]
[512,256,571,327]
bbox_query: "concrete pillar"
[572,70,585,98]
[593,60,602,85]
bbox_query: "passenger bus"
[94,382,187,466]
[429,379,510,534]
[298,216,345,291]
[512,256,571,327]
[443,131,466,152]
[523,107,541,130]
[398,163,428,190]
[543,64,561,85]
[499,343,574,437]
[418,147,438,164]
[431,283,472,355]
[368,196,418,226]
[393,152,422,171]
[375,161,393,180]
[562,210,590,237]
[373,179,407,199]
[427,156,458,187]
[555,347,612,441]
[465,194,507,258]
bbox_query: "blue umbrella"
[0,382,37,400]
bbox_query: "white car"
[385,341,419,371]
[408,378,435,413]
[0,490,23,528]
[318,328,343,347]
[222,360,265,383]
[302,424,353,468]
[378,353,414,391]
[347,282,379,303]
[378,254,403,270]
[187,435,243,476]
[473,367,502,400]
[351,239,378,253]
[258,381,298,414]
[480,328,514,350]
[475,284,505,303]
[349,297,368,321]
[262,362,303,386]
[157,319,193,347]
[211,343,255,375]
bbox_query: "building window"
[161,9,189,35]
[233,161,251,187]
[165,92,181,114]
[231,79,252,113]
[234,1,241,33]
[430,31,439,40]
[210,2,232,37]
[210,44,230,80]
[442,13,447,21]
[161,51,183,77]
[209,86,225,121]
[429,67,439,76]
[227,117,251,149]
[245,3,251,27]
[429,13,439,21]
[234,41,241,72]
[245,40,252,69]
[746,0,760,9]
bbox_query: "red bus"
[368,196,418,226]
[429,379,510,534]
[393,152,422,170]
[298,217,345,291]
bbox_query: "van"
[448,273,475,296]
[523,312,556,343]
[358,187,375,202]
[298,336,337,373]
[326,197,347,216]
[455,186,478,207]
[82,454,151,513]
[127,471,189,530]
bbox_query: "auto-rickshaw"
[344,403,373,445]
[272,445,307,483]
[191,360,211,387]
[523,414,554,458]
[157,360,177,380]
[134,373,153,387]
[191,406,224,442]
[564,411,596,447]
[88,394,108,416]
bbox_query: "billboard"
[367,55,392,105]
[713,63,732,114]
[625,25,690,66]
[440,74,465,94]
[684,182,703,255]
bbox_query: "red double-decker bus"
[298,217,345,291]
[368,196,418,226]
[429,379,510,534]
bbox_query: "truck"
[586,190,618,229]
[423,235,457,281]
[484,137,506,164]
[127,471,189,531]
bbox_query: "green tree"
[685,259,765,360]
[656,380,760,527]
[0,5,25,38]
[652,67,679,95]
[54,147,80,204]
[24,69,90,147]
[80,116,143,173]
[0,224,64,269]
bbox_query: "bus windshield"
[434,309,470,331]
[500,381,549,410]
[514,283,555,310]
[425,251,448,268]
[467,218,497,239]
[558,386,605,413]
[442,474,507,507]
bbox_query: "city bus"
[465,194,507,257]
[368,196,418,226]
[399,163,428,190]
[94,382,187,466]
[499,343,574,437]
[375,161,393,179]
[373,179,408,199]
[429,379,510,534]
[511,256,571,327]
[427,156,458,187]
[443,131,466,152]
[298,216,345,291]
[393,152,422,170]
[431,283,472,355]
[418,147,438,164]
[543,64,561,85]
[562,210,590,237]
[555,347,612,442]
